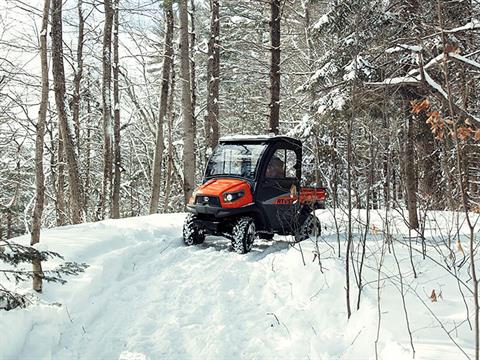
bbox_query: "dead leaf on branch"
[456,238,465,255]
[457,126,475,141]
[444,43,460,54]
[411,98,430,114]
[426,111,446,139]
[430,289,437,302]
[475,129,480,141]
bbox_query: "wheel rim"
[246,222,255,250]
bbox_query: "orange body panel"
[299,187,327,204]
[195,178,253,208]
[270,188,326,205]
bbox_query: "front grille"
[195,195,221,207]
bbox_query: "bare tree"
[149,0,174,214]
[31,0,51,292]
[404,91,419,230]
[205,0,220,151]
[179,0,195,204]
[268,0,281,135]
[112,0,121,218]
[164,50,176,213]
[190,0,197,133]
[100,0,114,219]
[72,0,84,155]
[51,0,85,224]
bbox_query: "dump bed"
[299,187,327,209]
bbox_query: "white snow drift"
[0,210,476,359]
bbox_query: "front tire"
[183,214,205,246]
[295,214,321,243]
[232,217,256,254]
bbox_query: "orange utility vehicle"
[183,135,327,253]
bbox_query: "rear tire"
[183,214,205,246]
[232,217,256,254]
[295,214,321,243]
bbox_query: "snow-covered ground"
[1,210,477,360]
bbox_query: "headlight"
[223,191,244,203]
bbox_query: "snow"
[445,19,480,33]
[219,134,274,141]
[385,44,422,53]
[343,55,372,81]
[449,52,480,71]
[313,14,330,29]
[369,75,421,86]
[424,70,449,99]
[311,62,339,83]
[1,210,478,359]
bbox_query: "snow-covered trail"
[1,212,476,360]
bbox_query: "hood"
[196,178,248,196]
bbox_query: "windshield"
[205,143,267,179]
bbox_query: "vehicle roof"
[219,134,301,146]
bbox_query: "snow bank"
[1,210,477,359]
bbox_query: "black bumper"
[186,203,257,218]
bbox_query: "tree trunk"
[346,116,353,319]
[72,0,84,156]
[268,0,281,135]
[101,0,114,219]
[403,90,419,229]
[205,0,220,151]
[31,0,51,293]
[190,0,197,134]
[112,0,121,219]
[149,1,174,214]
[56,127,66,225]
[85,78,92,219]
[179,0,196,204]
[51,0,85,224]
[416,109,442,209]
[164,50,176,213]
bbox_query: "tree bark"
[346,117,353,319]
[205,0,220,151]
[164,50,176,213]
[179,0,196,204]
[268,0,281,135]
[57,127,67,225]
[149,1,174,214]
[416,110,442,209]
[51,0,85,224]
[72,0,84,156]
[31,0,51,293]
[112,0,121,218]
[85,78,92,219]
[403,90,419,229]
[190,0,197,135]
[100,0,114,219]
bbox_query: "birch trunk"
[101,0,114,219]
[112,0,121,218]
[163,51,176,213]
[31,0,51,292]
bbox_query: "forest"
[1,0,480,359]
